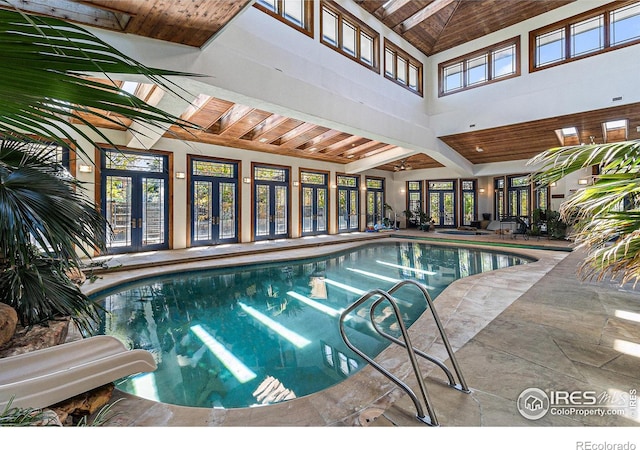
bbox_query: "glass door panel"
[302,187,313,233]
[338,190,347,230]
[219,182,236,240]
[429,192,441,226]
[317,188,326,232]
[106,175,133,249]
[142,177,165,246]
[274,185,288,236]
[193,181,213,242]
[349,190,358,230]
[256,184,270,238]
[443,192,455,226]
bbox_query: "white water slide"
[0,335,157,409]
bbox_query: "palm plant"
[529,140,640,285]
[0,5,200,332]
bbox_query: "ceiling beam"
[345,147,416,174]
[397,0,458,33]
[374,0,411,19]
[126,89,196,150]
[5,0,130,30]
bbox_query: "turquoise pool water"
[94,241,531,409]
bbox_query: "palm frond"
[0,8,201,156]
[529,140,640,284]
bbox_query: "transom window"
[255,0,313,37]
[531,1,640,71]
[301,171,326,185]
[254,166,287,182]
[105,150,165,173]
[439,37,519,96]
[337,175,358,187]
[384,39,423,96]
[321,1,379,72]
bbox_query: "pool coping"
[84,236,571,426]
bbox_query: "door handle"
[131,218,137,229]
[138,218,143,228]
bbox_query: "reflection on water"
[94,242,530,409]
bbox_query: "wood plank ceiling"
[7,0,636,173]
[440,102,640,165]
[355,0,574,56]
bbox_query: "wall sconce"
[78,164,93,173]
[400,188,406,193]
[243,177,251,184]
[293,181,299,187]
[478,188,485,193]
[331,184,337,189]
[578,178,589,185]
[175,172,186,179]
[550,182,557,188]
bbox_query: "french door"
[300,171,328,236]
[102,149,169,254]
[365,177,384,227]
[428,180,456,228]
[337,175,359,232]
[254,165,289,241]
[190,158,238,246]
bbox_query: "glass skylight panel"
[360,32,374,65]
[322,7,338,46]
[604,119,628,130]
[384,48,395,77]
[120,81,138,96]
[397,56,407,83]
[283,0,304,26]
[561,126,578,137]
[341,20,357,56]
[466,54,488,86]
[492,44,516,78]
[536,28,565,66]
[611,3,640,46]
[443,62,463,92]
[571,15,604,57]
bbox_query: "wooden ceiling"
[355,0,574,56]
[440,103,640,165]
[4,0,252,48]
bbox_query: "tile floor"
[80,230,640,428]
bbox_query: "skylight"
[561,126,578,136]
[604,119,627,130]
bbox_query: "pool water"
[94,241,531,409]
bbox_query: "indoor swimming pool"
[92,241,532,409]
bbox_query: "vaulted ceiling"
[355,0,574,56]
[4,0,634,174]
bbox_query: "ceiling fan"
[393,159,412,171]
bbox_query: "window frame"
[383,39,424,96]
[438,36,520,97]
[320,0,380,73]
[529,0,640,72]
[254,0,314,38]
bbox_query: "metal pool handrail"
[338,280,470,426]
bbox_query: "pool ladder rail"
[338,279,470,426]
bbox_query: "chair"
[512,217,530,240]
